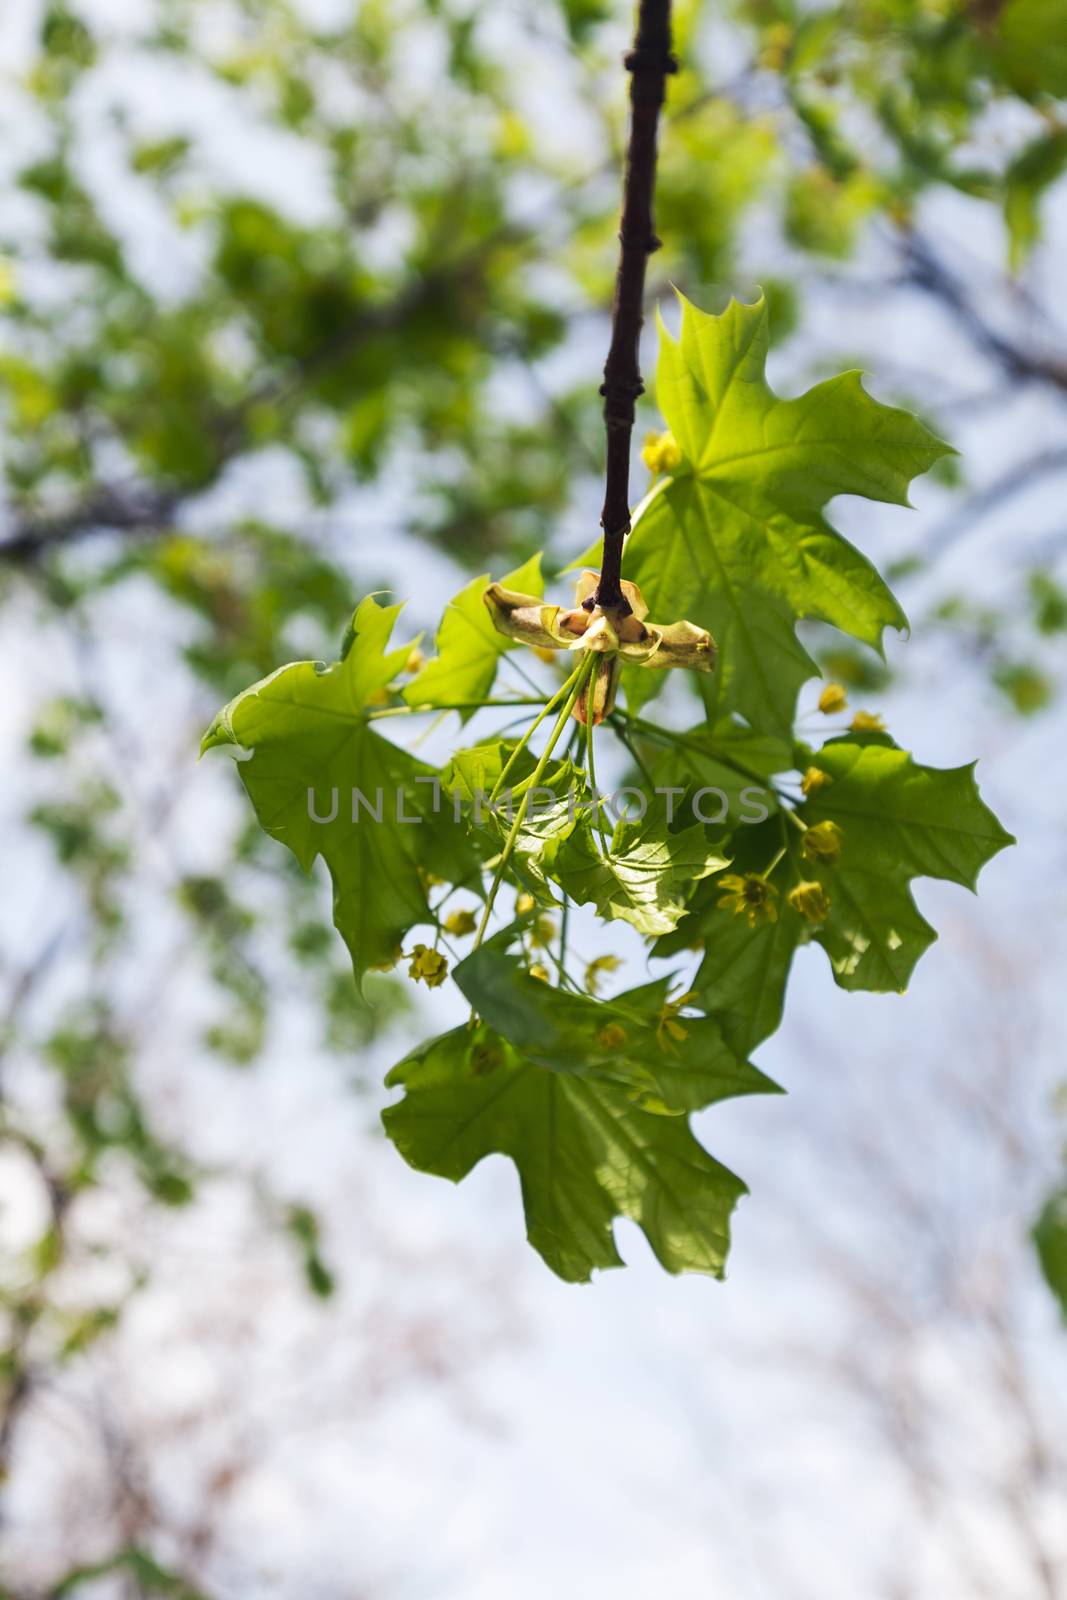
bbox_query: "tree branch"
[0,483,181,564]
[0,229,527,566]
[918,445,1067,561]
[900,230,1067,397]
[595,0,676,614]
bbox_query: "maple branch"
[595,0,676,615]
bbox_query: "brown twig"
[900,229,1067,396]
[595,0,676,615]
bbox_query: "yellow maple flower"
[585,953,623,995]
[800,766,832,797]
[529,963,551,983]
[404,646,426,675]
[483,571,715,726]
[759,21,794,70]
[596,1022,628,1050]
[818,682,848,715]
[801,820,843,865]
[407,944,448,988]
[787,880,831,922]
[528,914,557,949]
[717,873,779,928]
[443,908,478,938]
[640,430,683,476]
[656,988,697,1053]
[850,710,886,732]
[515,892,536,915]
[660,1016,687,1047]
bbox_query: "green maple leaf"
[1003,128,1067,270]
[802,734,1014,887]
[578,293,951,733]
[202,596,474,986]
[678,737,1011,1037]
[996,0,1067,98]
[443,742,591,897]
[1033,1186,1067,1322]
[442,738,538,831]
[404,553,543,719]
[546,814,730,936]
[644,716,791,828]
[444,746,734,934]
[452,933,777,1114]
[696,908,803,1054]
[383,1019,762,1282]
[812,860,937,992]
[801,733,1014,992]
[657,818,807,1054]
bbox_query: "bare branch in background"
[918,446,1067,560]
[900,231,1067,398]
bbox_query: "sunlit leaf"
[203,596,475,985]
[578,294,950,732]
[384,1021,756,1282]
[404,553,544,719]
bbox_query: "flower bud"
[573,653,622,726]
[818,682,848,714]
[801,820,843,864]
[787,880,831,922]
[800,766,831,797]
[407,943,448,988]
[641,430,683,476]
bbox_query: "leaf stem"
[473,655,595,951]
[488,658,586,804]
[760,845,787,882]
[608,713,657,791]
[501,651,550,697]
[539,903,583,993]
[368,696,548,720]
[584,672,611,855]
[617,708,777,787]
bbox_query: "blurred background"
[1,0,1066,1594]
